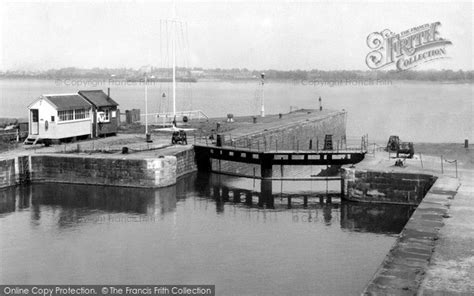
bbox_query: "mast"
[172,1,177,117]
[145,74,148,135]
[260,73,265,117]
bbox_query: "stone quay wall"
[342,168,437,205]
[362,176,459,295]
[0,154,177,189]
[174,148,198,178]
[211,111,347,176]
[29,155,177,188]
[0,158,16,188]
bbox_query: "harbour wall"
[342,168,437,205]
[0,159,16,188]
[0,111,346,189]
[0,155,177,188]
[362,176,459,295]
[174,148,198,177]
[210,111,347,175]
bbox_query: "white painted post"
[455,160,458,178]
[441,155,444,174]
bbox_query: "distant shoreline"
[1,68,472,84]
[0,77,472,85]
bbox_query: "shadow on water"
[194,172,416,234]
[0,172,415,235]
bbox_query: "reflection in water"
[194,172,415,233]
[0,172,415,235]
[0,172,415,295]
[0,187,17,214]
[340,202,415,234]
[0,182,181,227]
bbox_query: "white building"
[25,94,93,144]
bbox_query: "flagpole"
[260,73,265,117]
[145,73,150,141]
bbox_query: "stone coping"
[362,176,460,295]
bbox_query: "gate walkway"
[194,142,367,178]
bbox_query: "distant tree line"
[1,67,472,82]
[251,69,473,82]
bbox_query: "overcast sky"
[0,0,472,71]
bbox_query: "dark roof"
[78,90,119,107]
[43,94,92,111]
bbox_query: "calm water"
[0,173,416,295]
[0,79,468,294]
[0,79,472,142]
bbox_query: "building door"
[30,109,39,135]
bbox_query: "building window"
[97,109,110,123]
[51,116,55,122]
[58,110,74,121]
[74,108,89,120]
[97,109,110,122]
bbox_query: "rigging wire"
[156,16,194,121]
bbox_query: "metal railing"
[194,133,369,153]
[417,153,459,178]
[140,110,209,126]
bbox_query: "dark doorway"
[30,109,39,135]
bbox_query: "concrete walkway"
[359,147,473,295]
[418,168,474,295]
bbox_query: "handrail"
[140,110,209,119]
